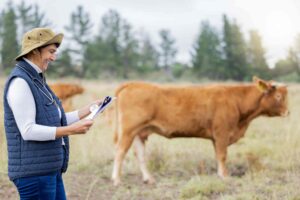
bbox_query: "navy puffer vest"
[3,59,69,181]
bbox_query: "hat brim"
[15,33,64,61]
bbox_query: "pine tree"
[83,9,123,78]
[247,30,269,78]
[119,20,138,79]
[31,4,51,27]
[16,0,31,38]
[82,37,107,78]
[191,21,224,79]
[272,55,295,78]
[272,34,300,80]
[1,2,19,74]
[222,15,249,81]
[16,1,51,41]
[288,34,300,78]
[159,29,177,80]
[100,9,122,77]
[0,10,3,75]
[65,5,93,67]
[137,33,159,73]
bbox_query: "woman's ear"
[32,49,40,55]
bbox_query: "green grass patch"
[180,176,226,199]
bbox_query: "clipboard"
[85,96,116,120]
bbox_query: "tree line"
[1,1,300,81]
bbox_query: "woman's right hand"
[69,119,94,134]
[55,119,94,138]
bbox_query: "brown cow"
[49,83,84,111]
[111,77,289,186]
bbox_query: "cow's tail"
[113,83,131,145]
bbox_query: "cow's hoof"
[217,172,228,180]
[112,178,121,186]
[143,177,156,184]
[219,175,228,180]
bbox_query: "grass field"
[1,78,300,200]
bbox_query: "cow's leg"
[112,132,135,186]
[213,139,229,178]
[133,135,155,184]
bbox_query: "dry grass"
[1,78,300,199]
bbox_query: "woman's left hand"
[90,99,102,107]
[79,99,102,119]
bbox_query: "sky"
[1,0,300,67]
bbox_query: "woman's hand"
[78,99,102,119]
[91,99,102,107]
[68,119,94,134]
[55,119,94,138]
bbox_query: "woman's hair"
[37,43,59,52]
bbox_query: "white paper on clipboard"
[85,96,116,120]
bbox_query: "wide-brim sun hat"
[15,27,64,61]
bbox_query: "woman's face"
[35,44,57,72]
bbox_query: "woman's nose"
[50,54,57,61]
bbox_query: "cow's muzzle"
[281,110,290,117]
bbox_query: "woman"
[3,27,100,199]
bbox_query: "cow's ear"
[253,76,265,83]
[255,79,269,93]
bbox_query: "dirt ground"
[0,170,185,200]
[0,161,250,200]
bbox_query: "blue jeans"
[13,172,66,200]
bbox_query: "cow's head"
[253,76,289,117]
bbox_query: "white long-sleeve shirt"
[7,58,79,141]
